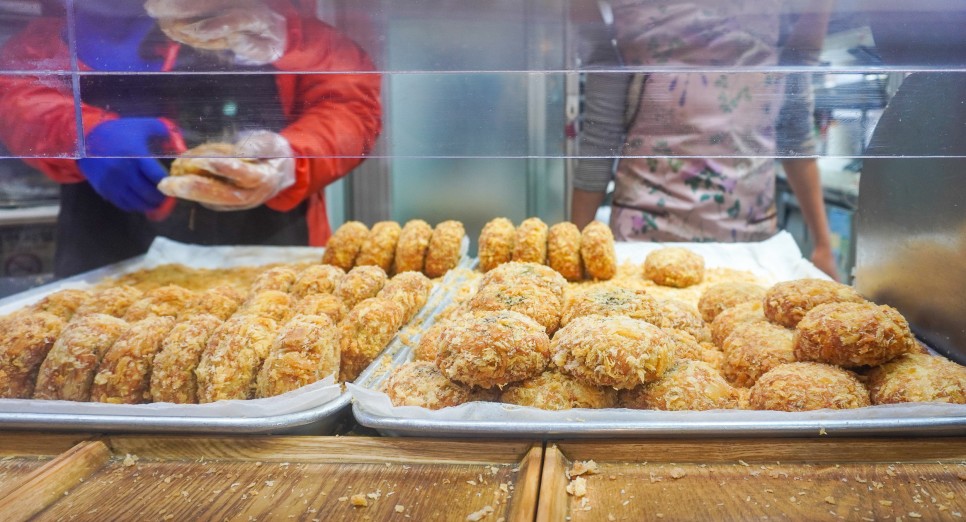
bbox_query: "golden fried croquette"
[763,278,864,328]
[749,362,870,411]
[196,315,279,402]
[33,314,129,401]
[644,247,704,288]
[339,297,406,382]
[0,312,65,398]
[618,360,740,411]
[356,221,402,273]
[736,387,752,410]
[256,314,340,398]
[665,329,723,370]
[654,299,712,343]
[29,289,90,321]
[90,316,176,404]
[238,290,293,323]
[512,217,549,264]
[547,222,583,282]
[480,261,568,300]
[866,353,966,405]
[551,315,675,390]
[424,220,465,278]
[436,310,550,389]
[334,265,388,310]
[413,320,448,362]
[290,264,345,298]
[794,301,916,368]
[292,293,348,324]
[580,221,617,281]
[384,361,496,409]
[179,285,243,321]
[122,284,194,322]
[478,217,516,273]
[249,266,298,295]
[721,321,796,388]
[322,221,369,271]
[468,280,562,336]
[698,282,767,323]
[75,285,143,318]
[394,219,434,274]
[500,371,617,410]
[710,300,767,348]
[150,314,223,404]
[560,285,659,328]
[378,271,433,322]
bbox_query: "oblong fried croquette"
[338,297,406,382]
[394,219,434,274]
[29,289,91,321]
[0,312,65,398]
[698,282,767,323]
[749,362,870,411]
[249,266,298,295]
[322,221,369,271]
[196,315,279,402]
[237,290,293,323]
[150,314,223,404]
[721,321,796,388]
[794,301,916,368]
[33,314,129,401]
[500,371,617,410]
[424,220,465,278]
[478,217,516,273]
[580,221,617,280]
[90,316,176,404]
[293,293,348,324]
[290,264,345,298]
[654,298,712,343]
[75,285,143,318]
[480,261,567,301]
[468,280,562,336]
[378,271,432,323]
[334,265,388,310]
[560,285,660,328]
[763,278,865,328]
[643,247,704,288]
[436,310,550,389]
[512,217,548,264]
[866,353,966,405]
[547,222,583,282]
[551,315,674,390]
[355,221,402,273]
[384,361,497,409]
[619,360,740,411]
[179,285,243,321]
[710,300,767,348]
[122,284,194,322]
[256,314,340,398]
[413,320,448,362]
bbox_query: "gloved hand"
[75,8,163,71]
[78,118,172,213]
[158,130,296,211]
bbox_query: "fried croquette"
[0,312,65,398]
[394,219,434,274]
[90,316,176,404]
[238,290,293,323]
[378,271,432,322]
[480,261,567,301]
[29,289,90,321]
[436,310,550,389]
[334,265,388,310]
[322,221,369,271]
[179,285,243,321]
[424,220,465,278]
[196,315,278,402]
[721,321,796,388]
[794,301,916,368]
[654,299,712,343]
[512,217,549,264]
[256,314,340,398]
[292,293,348,324]
[150,314,223,404]
[763,278,865,328]
[547,222,583,282]
[698,282,767,323]
[559,285,659,328]
[866,353,966,405]
[643,247,704,288]
[710,300,767,348]
[468,280,562,336]
[122,284,194,322]
[356,221,402,273]
[413,320,448,362]
[248,266,298,296]
[665,329,723,370]
[500,371,617,410]
[384,361,496,409]
[580,221,617,281]
[33,314,129,401]
[75,285,143,318]
[339,297,406,382]
[290,264,345,298]
[618,360,740,411]
[551,315,675,390]
[478,217,516,273]
[749,362,870,411]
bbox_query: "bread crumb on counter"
[466,505,495,521]
[350,494,368,507]
[568,460,600,479]
[566,476,587,497]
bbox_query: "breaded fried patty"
[478,217,516,273]
[179,285,243,321]
[322,221,369,271]
[721,321,796,388]
[248,266,298,295]
[619,359,739,411]
[560,285,659,328]
[512,217,549,264]
[763,278,864,328]
[75,285,143,318]
[794,301,916,367]
[238,290,293,323]
[580,221,617,281]
[480,261,567,301]
[394,219,434,274]
[339,297,406,382]
[654,299,712,343]
[293,293,348,324]
[29,289,90,321]
[384,361,496,409]
[665,329,723,370]
[710,301,767,348]
[413,320,449,362]
[196,315,278,402]
[290,264,345,298]
[378,271,433,322]
[547,222,583,282]
[123,284,194,322]
[0,312,65,398]
[644,247,704,288]
[500,371,617,410]
[90,316,176,404]
[749,362,870,411]
[356,221,402,273]
[150,314,223,404]
[468,280,562,336]
[424,220,465,278]
[866,353,966,405]
[698,282,767,323]
[334,265,388,310]
[33,314,129,401]
[256,314,340,398]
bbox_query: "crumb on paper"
[466,505,495,521]
[395,505,405,513]
[122,454,139,467]
[670,467,686,479]
[350,494,368,507]
[568,460,600,479]
[566,476,587,497]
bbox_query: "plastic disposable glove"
[78,118,173,212]
[158,130,296,211]
[75,8,164,71]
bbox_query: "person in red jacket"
[0,0,381,276]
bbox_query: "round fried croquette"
[866,353,966,405]
[75,285,143,318]
[435,310,550,389]
[33,314,130,402]
[322,221,369,271]
[122,284,194,322]
[179,285,243,321]
[424,220,465,278]
[500,371,617,410]
[378,271,433,322]
[480,261,567,301]
[196,315,279,402]
[547,222,583,282]
[559,285,660,328]
[551,315,675,390]
[654,299,712,343]
[618,360,740,411]
[721,321,796,388]
[150,314,223,404]
[763,278,865,328]
[512,217,549,264]
[249,266,298,295]
[580,221,617,281]
[665,329,722,370]
[643,247,704,288]
[356,221,402,273]
[413,320,447,362]
[29,289,91,321]
[394,219,434,274]
[736,388,752,410]
[290,265,345,298]
[293,293,348,324]
[334,265,388,310]
[698,282,767,323]
[468,280,562,336]
[339,297,406,382]
[749,362,870,411]
[384,361,496,409]
[711,301,767,348]
[794,301,916,368]
[478,217,516,273]
[256,314,340,398]
[237,290,293,323]
[0,312,66,399]
[90,316,176,404]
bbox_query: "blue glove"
[78,118,171,213]
[74,8,163,72]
